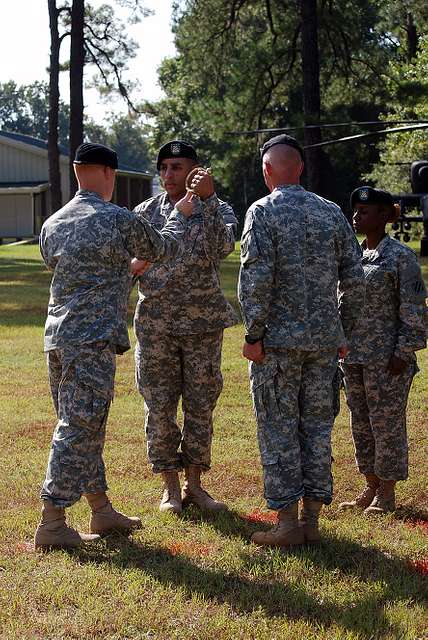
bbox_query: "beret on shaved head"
[260,134,304,161]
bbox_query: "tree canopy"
[0,80,151,172]
[143,0,427,217]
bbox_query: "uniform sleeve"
[394,251,427,359]
[133,199,153,220]
[117,208,187,262]
[337,214,366,340]
[237,206,274,339]
[201,194,237,261]
[39,227,56,270]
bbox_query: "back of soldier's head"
[73,143,118,202]
[264,144,302,172]
[262,144,304,188]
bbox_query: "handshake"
[175,167,214,217]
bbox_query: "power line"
[303,123,428,149]
[228,120,428,136]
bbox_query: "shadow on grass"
[70,527,425,639]
[394,504,428,523]
[181,507,273,539]
[0,256,46,273]
[0,257,50,326]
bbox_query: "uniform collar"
[274,184,304,193]
[361,234,391,261]
[156,192,173,219]
[76,189,104,201]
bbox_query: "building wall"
[0,142,47,182]
[0,193,33,237]
[113,175,152,210]
[0,137,152,238]
[0,139,70,204]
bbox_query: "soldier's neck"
[270,179,300,191]
[167,191,186,206]
[365,231,387,250]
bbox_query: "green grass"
[0,243,427,640]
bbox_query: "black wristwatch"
[245,334,262,344]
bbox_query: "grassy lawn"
[0,242,427,640]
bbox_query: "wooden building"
[0,130,153,241]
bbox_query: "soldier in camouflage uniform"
[34,142,193,550]
[340,186,427,515]
[238,135,365,547]
[131,140,238,514]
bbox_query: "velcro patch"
[240,230,259,266]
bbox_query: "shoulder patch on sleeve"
[240,214,259,267]
[400,256,427,301]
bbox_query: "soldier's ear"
[264,160,273,176]
[378,205,391,225]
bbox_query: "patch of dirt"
[404,518,428,535]
[0,541,34,557]
[202,461,262,500]
[241,509,277,525]
[408,558,428,576]
[165,540,217,557]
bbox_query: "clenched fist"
[186,167,214,201]
[131,258,151,277]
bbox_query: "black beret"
[74,142,118,170]
[156,140,198,170]
[260,134,304,161]
[350,186,394,209]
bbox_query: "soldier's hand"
[188,168,214,201]
[175,190,195,217]
[131,257,151,276]
[387,355,408,376]
[242,340,265,363]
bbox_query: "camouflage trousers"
[341,360,416,481]
[135,329,224,473]
[250,348,338,510]
[41,341,116,508]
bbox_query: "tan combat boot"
[299,497,323,544]
[339,474,380,511]
[159,471,182,514]
[251,502,305,547]
[182,465,227,512]
[85,492,142,534]
[34,500,100,550]
[364,480,396,515]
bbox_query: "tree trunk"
[406,12,418,62]
[48,0,62,213]
[300,0,323,195]
[69,0,85,195]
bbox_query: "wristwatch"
[245,335,262,344]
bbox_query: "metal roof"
[0,130,152,176]
[0,180,49,188]
[0,130,69,156]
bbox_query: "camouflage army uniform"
[133,191,238,473]
[39,189,187,507]
[341,235,427,481]
[238,184,365,510]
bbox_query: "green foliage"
[58,1,151,109]
[86,113,153,171]
[0,79,151,172]
[365,36,428,193]
[0,80,70,146]
[144,0,402,216]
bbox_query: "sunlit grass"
[0,242,427,640]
